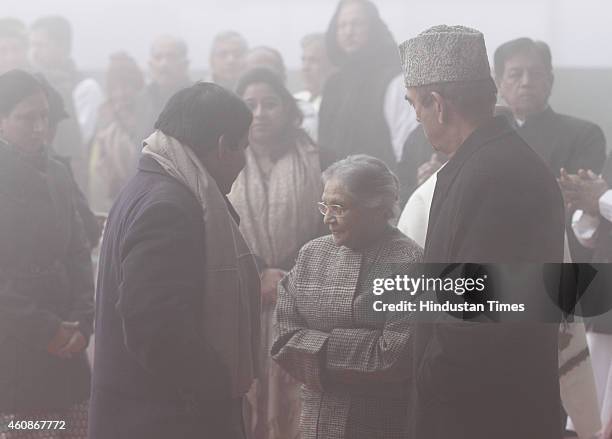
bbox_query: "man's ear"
[200,135,225,163]
[431,91,445,124]
[216,134,229,160]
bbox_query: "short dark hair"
[106,51,144,92]
[31,16,72,52]
[415,78,497,121]
[33,74,68,127]
[235,67,303,128]
[154,82,252,154]
[0,69,46,115]
[494,38,552,78]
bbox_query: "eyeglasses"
[317,202,348,217]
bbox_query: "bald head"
[244,46,286,83]
[149,34,189,89]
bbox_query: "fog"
[10,0,611,70]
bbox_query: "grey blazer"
[272,228,422,439]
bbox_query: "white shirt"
[294,91,321,142]
[384,74,418,162]
[571,189,612,248]
[73,78,105,145]
[397,168,439,248]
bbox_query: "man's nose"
[520,70,533,86]
[252,104,264,117]
[33,116,47,133]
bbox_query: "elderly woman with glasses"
[272,154,422,439]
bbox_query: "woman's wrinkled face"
[243,82,287,145]
[336,2,370,54]
[0,91,49,153]
[321,178,383,249]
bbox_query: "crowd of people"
[0,0,611,438]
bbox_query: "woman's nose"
[323,212,336,225]
[33,116,47,133]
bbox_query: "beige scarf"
[229,138,322,267]
[91,121,139,197]
[142,130,260,397]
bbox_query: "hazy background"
[10,0,610,69]
[9,0,612,140]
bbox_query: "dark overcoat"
[414,116,566,439]
[0,142,94,412]
[89,156,245,439]
[518,106,606,262]
[517,106,606,177]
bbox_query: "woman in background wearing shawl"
[230,67,331,439]
[318,0,417,168]
[89,52,144,213]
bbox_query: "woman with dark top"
[318,0,417,168]
[0,69,94,438]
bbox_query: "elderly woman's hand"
[261,268,286,305]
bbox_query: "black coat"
[89,156,243,439]
[517,107,606,177]
[413,117,565,439]
[0,143,94,412]
[518,107,606,262]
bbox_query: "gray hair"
[211,30,248,52]
[300,33,325,50]
[322,154,400,221]
[150,35,188,59]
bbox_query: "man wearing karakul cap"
[399,26,565,438]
